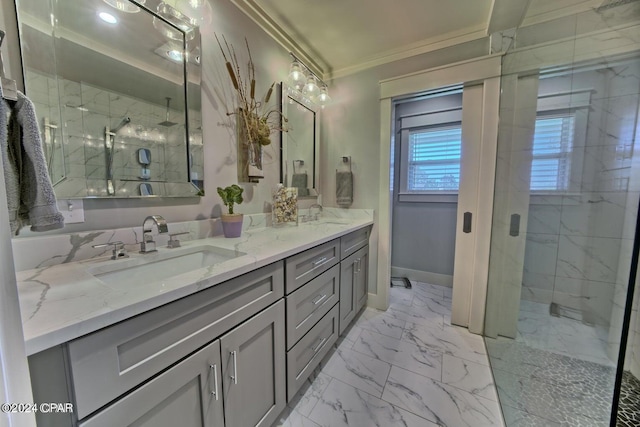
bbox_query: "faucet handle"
[167,232,189,248]
[92,241,128,260]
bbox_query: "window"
[531,114,575,192]
[406,124,462,192]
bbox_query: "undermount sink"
[88,245,246,288]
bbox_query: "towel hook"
[0,28,18,101]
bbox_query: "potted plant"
[217,184,244,238]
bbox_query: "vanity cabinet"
[27,224,372,427]
[339,229,370,335]
[220,300,285,427]
[79,301,285,427]
[78,339,225,427]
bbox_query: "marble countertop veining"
[17,213,373,356]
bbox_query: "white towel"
[1,90,64,235]
[336,171,353,207]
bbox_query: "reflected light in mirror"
[98,11,118,24]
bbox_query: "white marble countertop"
[17,214,373,355]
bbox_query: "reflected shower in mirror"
[15,0,203,198]
[281,85,318,198]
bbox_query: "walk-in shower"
[483,2,640,425]
[104,116,131,196]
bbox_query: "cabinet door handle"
[209,364,219,400]
[230,351,238,385]
[312,294,328,305]
[313,256,328,266]
[357,258,362,273]
[312,337,327,353]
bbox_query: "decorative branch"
[215,33,287,148]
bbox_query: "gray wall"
[390,95,462,276]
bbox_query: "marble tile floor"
[273,281,504,427]
[516,300,613,367]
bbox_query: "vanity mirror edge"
[280,83,320,200]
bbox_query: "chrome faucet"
[140,215,168,253]
[308,204,323,221]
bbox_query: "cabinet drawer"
[285,239,340,294]
[340,226,371,259]
[69,261,284,420]
[79,339,224,427]
[286,304,339,401]
[286,264,339,349]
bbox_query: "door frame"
[375,55,501,334]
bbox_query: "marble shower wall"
[25,70,201,197]
[521,63,640,331]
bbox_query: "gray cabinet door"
[355,246,369,312]
[221,300,286,427]
[339,252,357,334]
[79,339,224,427]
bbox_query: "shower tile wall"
[520,64,640,353]
[25,70,200,197]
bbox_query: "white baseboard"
[390,266,453,288]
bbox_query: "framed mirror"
[14,0,203,198]
[280,85,319,198]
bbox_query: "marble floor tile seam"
[323,375,439,426]
[348,329,445,382]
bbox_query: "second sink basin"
[88,245,246,288]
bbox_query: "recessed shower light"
[98,11,118,24]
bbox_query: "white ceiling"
[236,0,603,77]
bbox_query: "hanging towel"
[291,173,309,197]
[1,90,64,235]
[336,171,353,207]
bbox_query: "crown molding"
[230,0,325,77]
[521,0,602,27]
[329,26,488,80]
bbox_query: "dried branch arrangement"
[215,34,286,147]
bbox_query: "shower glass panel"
[484,3,640,425]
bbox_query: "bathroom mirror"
[14,0,203,198]
[281,85,319,198]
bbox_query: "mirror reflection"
[15,0,203,198]
[281,86,318,198]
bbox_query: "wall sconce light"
[287,53,330,108]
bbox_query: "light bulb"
[303,75,318,96]
[288,61,305,91]
[316,85,331,107]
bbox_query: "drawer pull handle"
[209,364,219,400]
[230,351,238,385]
[312,337,327,353]
[312,256,328,266]
[312,294,328,305]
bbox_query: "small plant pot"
[221,213,243,238]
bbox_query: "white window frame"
[530,112,575,192]
[398,109,462,202]
[530,90,590,199]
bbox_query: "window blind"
[407,126,462,192]
[531,115,574,191]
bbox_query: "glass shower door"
[483,4,640,424]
